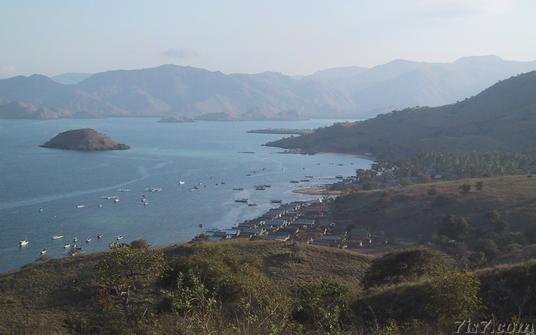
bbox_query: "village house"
[265,219,288,230]
[292,218,316,228]
[239,227,267,238]
[348,227,372,248]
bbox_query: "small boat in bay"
[235,199,248,203]
[19,239,29,247]
[270,200,282,204]
[97,233,103,239]
[145,187,163,193]
[75,204,86,209]
[116,235,124,241]
[51,235,64,240]
[40,249,47,256]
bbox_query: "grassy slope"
[333,175,536,242]
[0,240,369,334]
[353,259,536,325]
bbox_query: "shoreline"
[291,186,343,195]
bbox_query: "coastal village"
[202,197,389,251]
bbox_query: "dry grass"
[0,240,370,334]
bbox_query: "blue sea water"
[0,118,371,272]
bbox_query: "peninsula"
[41,128,130,151]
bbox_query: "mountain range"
[0,55,535,120]
[267,70,536,159]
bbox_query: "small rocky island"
[41,128,130,151]
[158,116,194,123]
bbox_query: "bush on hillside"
[362,249,451,289]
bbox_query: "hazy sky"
[1,0,535,78]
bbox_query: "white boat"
[98,204,103,208]
[116,235,124,241]
[19,239,29,247]
[117,188,130,192]
[40,249,47,255]
[85,237,92,243]
[113,198,120,203]
[96,234,103,239]
[64,243,71,248]
[178,180,185,185]
[51,235,64,240]
[76,204,86,209]
[73,237,78,243]
[39,208,44,213]
[145,187,162,193]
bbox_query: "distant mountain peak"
[454,55,503,63]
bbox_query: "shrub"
[362,249,450,289]
[439,215,470,241]
[459,183,472,194]
[130,239,150,249]
[426,270,481,329]
[292,280,351,334]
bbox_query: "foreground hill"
[0,240,369,334]
[0,235,534,333]
[1,56,535,120]
[268,71,536,159]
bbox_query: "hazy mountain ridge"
[0,56,535,120]
[267,71,536,158]
[51,72,92,85]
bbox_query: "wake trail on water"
[0,164,153,211]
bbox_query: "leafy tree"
[439,215,470,241]
[96,244,165,313]
[476,238,500,261]
[484,210,509,235]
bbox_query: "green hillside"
[268,71,536,159]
